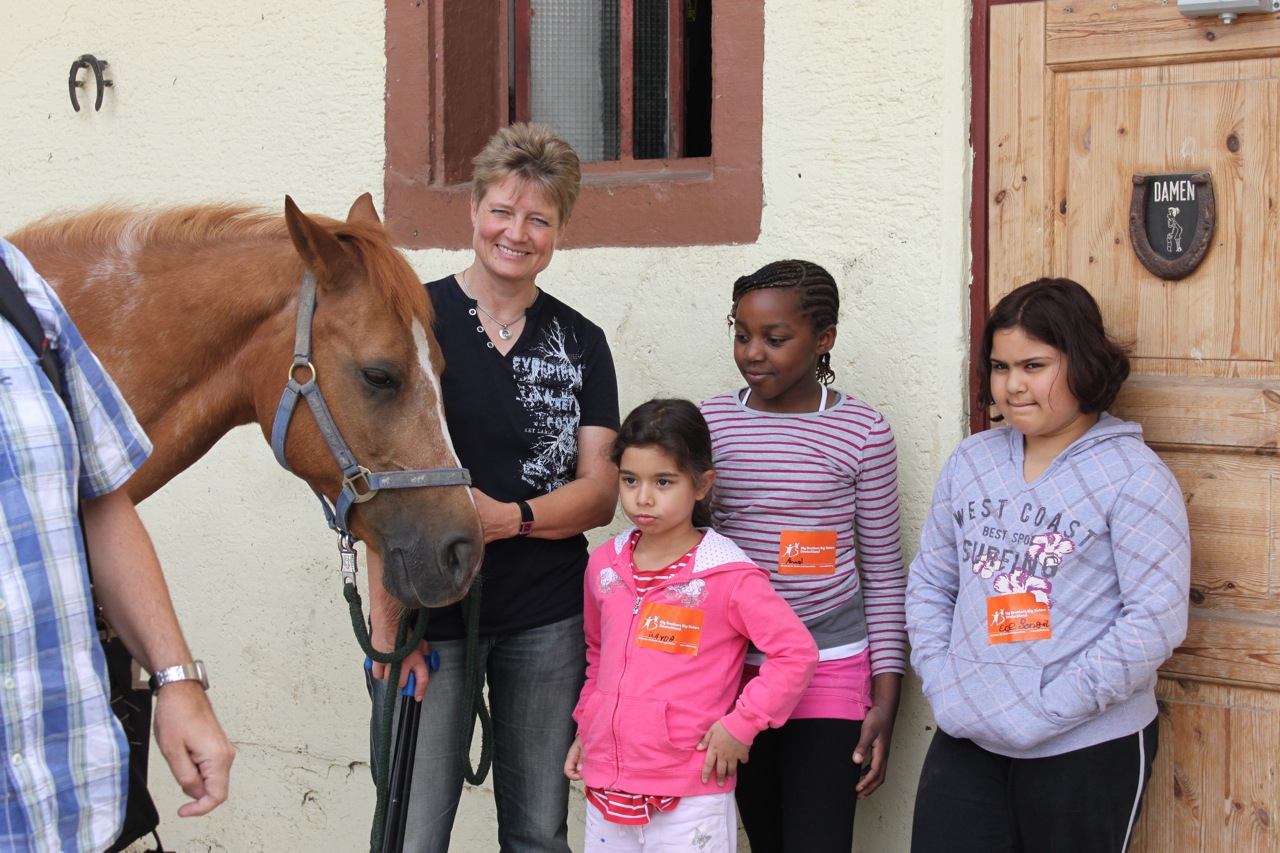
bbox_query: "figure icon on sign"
[782,542,801,560]
[642,615,660,630]
[1166,207,1183,254]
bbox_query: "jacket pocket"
[927,650,1087,753]
[579,690,615,761]
[577,690,605,736]
[617,696,689,772]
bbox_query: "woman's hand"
[367,549,431,701]
[470,488,520,544]
[369,640,432,702]
[468,425,618,544]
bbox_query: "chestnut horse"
[8,194,482,608]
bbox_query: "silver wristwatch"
[148,660,209,693]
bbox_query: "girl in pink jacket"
[564,399,817,852]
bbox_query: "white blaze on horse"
[9,194,483,608]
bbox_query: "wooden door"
[986,2,1280,850]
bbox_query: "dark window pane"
[600,2,620,160]
[633,0,668,159]
[683,0,712,157]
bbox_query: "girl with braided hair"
[699,259,907,852]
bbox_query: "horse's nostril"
[442,535,478,579]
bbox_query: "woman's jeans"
[369,614,587,853]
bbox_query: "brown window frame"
[384,1,763,250]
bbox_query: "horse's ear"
[347,193,381,225]
[284,195,356,287]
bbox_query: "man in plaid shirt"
[0,238,234,851]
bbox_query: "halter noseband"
[269,272,471,544]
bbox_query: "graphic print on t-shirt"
[959,496,1102,612]
[513,318,584,491]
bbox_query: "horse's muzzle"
[382,531,483,609]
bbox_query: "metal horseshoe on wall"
[68,54,113,112]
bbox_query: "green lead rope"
[346,583,494,853]
[344,583,428,853]
[457,587,493,785]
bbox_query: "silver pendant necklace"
[479,303,518,340]
[460,271,529,341]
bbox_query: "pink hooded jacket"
[573,528,818,797]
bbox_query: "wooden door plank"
[1136,679,1280,852]
[1132,687,1217,852]
[1225,698,1279,849]
[1164,619,1280,687]
[1046,0,1280,69]
[1162,453,1274,615]
[1113,375,1280,450]
[989,3,1053,296]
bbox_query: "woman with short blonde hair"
[369,123,620,853]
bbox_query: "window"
[384,0,761,249]
[511,0,711,162]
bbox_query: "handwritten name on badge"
[635,602,704,656]
[987,592,1051,644]
[778,529,837,575]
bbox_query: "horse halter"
[269,272,471,561]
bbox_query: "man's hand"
[152,681,235,817]
[79,488,234,815]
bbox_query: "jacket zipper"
[605,549,703,787]
[607,565,646,788]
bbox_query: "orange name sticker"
[778,529,838,575]
[987,593,1052,644]
[635,602,704,656]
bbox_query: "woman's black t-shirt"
[424,276,620,639]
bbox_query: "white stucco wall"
[1,1,970,850]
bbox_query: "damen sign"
[1128,172,1216,281]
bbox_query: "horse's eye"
[361,369,396,390]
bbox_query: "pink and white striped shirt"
[701,390,907,679]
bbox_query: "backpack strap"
[0,253,62,391]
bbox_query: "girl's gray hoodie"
[906,413,1190,759]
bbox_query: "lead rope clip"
[339,535,359,585]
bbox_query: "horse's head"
[274,194,484,608]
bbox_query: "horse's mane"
[11,204,430,327]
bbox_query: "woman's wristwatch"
[516,500,535,536]
[149,660,209,692]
